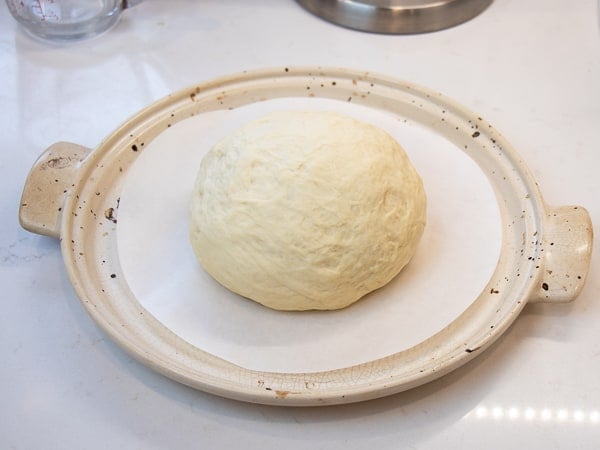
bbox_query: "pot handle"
[529,205,593,303]
[19,142,91,239]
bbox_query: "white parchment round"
[117,98,501,373]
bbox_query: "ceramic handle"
[530,205,593,303]
[19,142,91,239]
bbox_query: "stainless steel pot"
[296,0,494,34]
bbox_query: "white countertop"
[2,1,599,448]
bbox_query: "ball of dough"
[189,111,426,311]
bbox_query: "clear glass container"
[5,0,124,41]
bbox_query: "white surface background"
[1,1,599,449]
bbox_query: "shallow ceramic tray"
[19,67,592,406]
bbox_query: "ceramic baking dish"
[19,67,593,406]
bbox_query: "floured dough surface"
[189,111,426,310]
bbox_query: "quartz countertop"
[2,1,599,448]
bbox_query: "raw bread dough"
[189,111,426,310]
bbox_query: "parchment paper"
[117,98,501,373]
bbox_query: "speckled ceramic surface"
[19,67,593,406]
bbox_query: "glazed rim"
[61,67,547,405]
